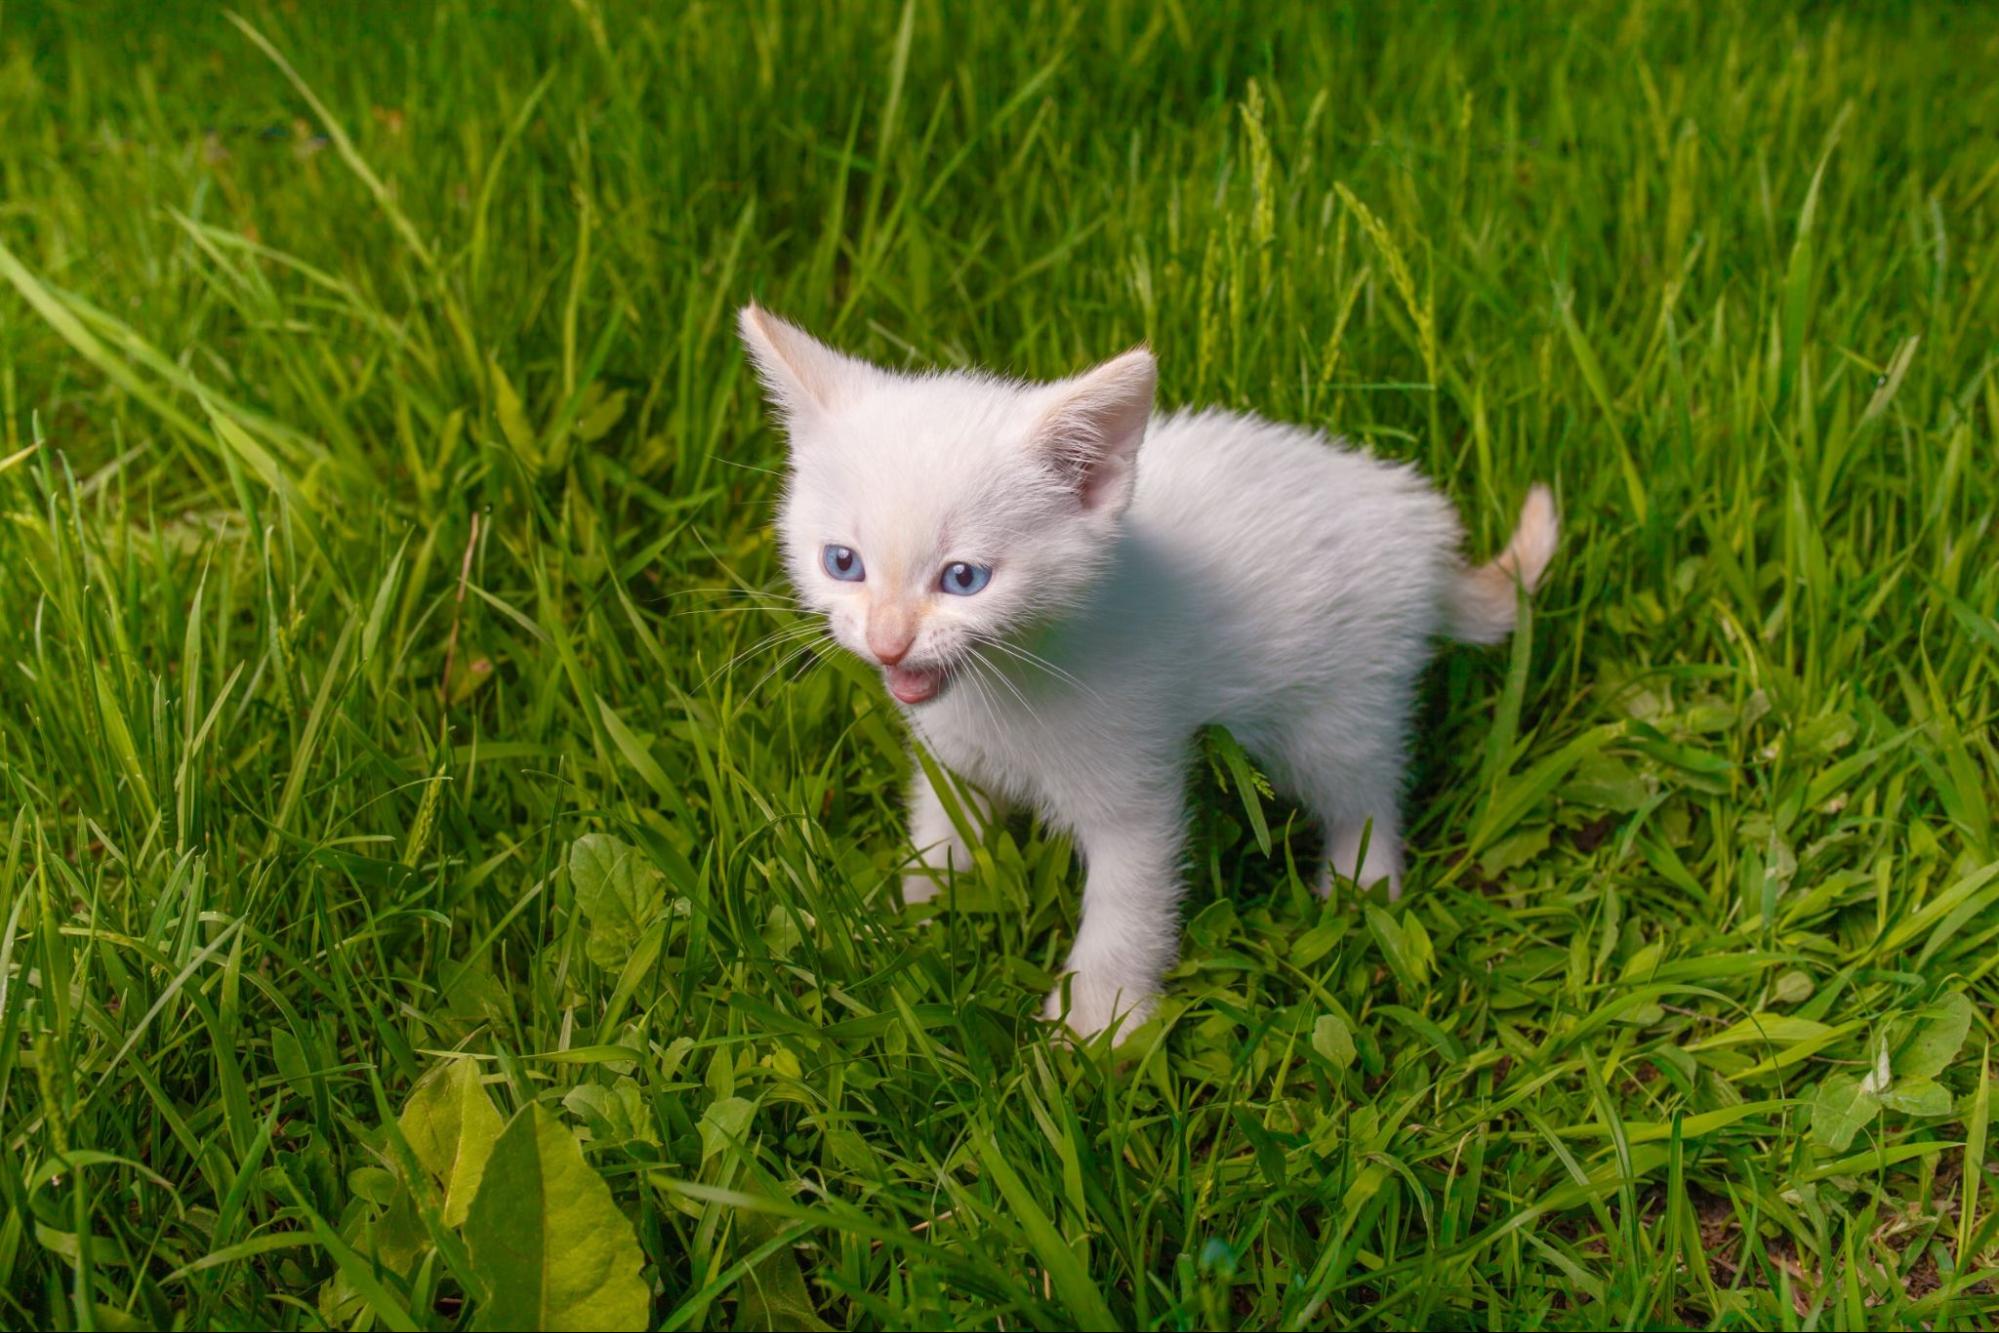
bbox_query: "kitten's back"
[1128,407,1465,646]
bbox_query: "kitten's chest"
[903,689,1070,811]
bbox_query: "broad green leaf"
[570,834,667,970]
[1564,753,1650,812]
[465,1105,649,1332]
[731,1215,832,1332]
[1341,1160,1390,1216]
[1619,939,1664,981]
[350,1165,399,1206]
[1479,823,1551,877]
[280,1168,421,1333]
[1291,919,1344,967]
[1364,904,1426,992]
[701,1095,756,1164]
[319,1184,427,1326]
[1878,1078,1952,1117]
[573,385,629,445]
[564,1078,658,1147]
[1402,912,1435,978]
[489,358,540,463]
[87,1305,151,1333]
[1770,969,1814,1005]
[1688,1014,1834,1049]
[1312,1015,1356,1070]
[1895,992,1973,1081]
[1810,1073,1879,1152]
[271,1027,312,1098]
[400,1059,504,1227]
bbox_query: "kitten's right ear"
[737,303,870,425]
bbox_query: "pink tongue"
[886,665,939,703]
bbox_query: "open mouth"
[885,663,948,705]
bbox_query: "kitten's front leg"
[1045,792,1187,1039]
[902,757,997,903]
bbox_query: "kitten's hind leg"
[1322,798,1404,899]
[1279,742,1406,899]
[903,756,999,904]
[1261,702,1411,900]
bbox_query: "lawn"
[2,0,1997,1328]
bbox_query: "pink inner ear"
[1078,445,1135,511]
[1036,350,1155,511]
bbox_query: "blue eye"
[939,562,992,596]
[822,545,865,582]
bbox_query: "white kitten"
[740,304,1556,1039]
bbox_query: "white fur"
[740,304,1556,1039]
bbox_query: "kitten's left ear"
[1032,347,1156,514]
[737,303,875,425]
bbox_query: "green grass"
[2,0,1997,1327]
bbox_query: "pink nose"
[867,604,917,665]
[869,631,913,666]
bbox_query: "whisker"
[700,623,830,690]
[666,602,808,621]
[746,634,833,697]
[661,585,808,609]
[975,636,1089,694]
[956,653,1011,735]
[968,648,1035,713]
[729,622,827,654]
[665,587,806,605]
[968,632,1100,703]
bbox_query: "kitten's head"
[739,304,1154,705]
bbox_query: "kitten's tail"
[1446,484,1558,644]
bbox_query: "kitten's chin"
[885,663,947,705]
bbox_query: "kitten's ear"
[737,303,872,424]
[1032,347,1156,513]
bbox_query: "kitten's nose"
[866,606,916,665]
[869,633,913,666]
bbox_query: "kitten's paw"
[900,871,940,905]
[1315,865,1403,901]
[1042,973,1157,1042]
[1318,828,1405,900]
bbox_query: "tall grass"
[2,1,1996,1327]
